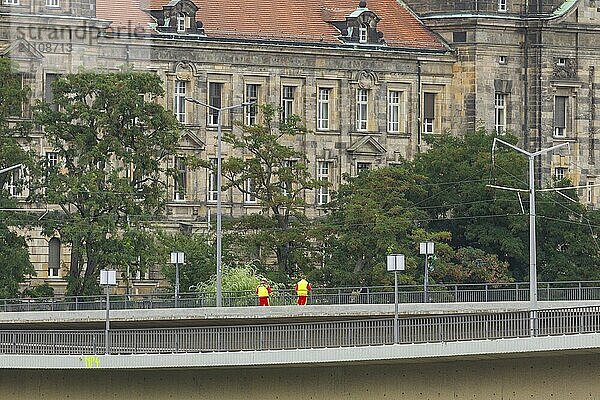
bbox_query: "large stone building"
[1,0,599,293]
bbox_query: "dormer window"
[177,13,186,32]
[332,0,385,46]
[359,24,368,43]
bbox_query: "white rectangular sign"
[170,251,185,264]
[100,269,117,286]
[387,254,405,271]
[419,242,435,255]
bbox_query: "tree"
[34,69,182,295]
[413,129,528,279]
[213,104,323,276]
[0,57,35,298]
[317,164,429,286]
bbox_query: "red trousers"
[258,297,270,306]
[297,296,308,305]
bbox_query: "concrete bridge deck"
[2,300,600,329]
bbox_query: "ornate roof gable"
[148,0,205,35]
[331,0,386,46]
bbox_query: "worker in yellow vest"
[295,278,312,305]
[256,278,273,306]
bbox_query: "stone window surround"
[280,77,305,122]
[205,73,233,127]
[315,79,340,133]
[422,84,444,134]
[552,85,578,139]
[387,82,410,134]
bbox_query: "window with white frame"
[588,181,595,203]
[281,159,296,197]
[2,0,19,5]
[281,85,295,122]
[554,95,568,137]
[46,152,58,169]
[356,162,371,175]
[46,0,59,7]
[497,0,507,11]
[48,237,61,278]
[494,93,507,133]
[359,24,368,43]
[554,167,567,181]
[5,168,21,197]
[356,88,368,131]
[245,84,259,125]
[208,82,223,126]
[177,13,186,32]
[317,88,330,131]
[174,80,187,123]
[173,157,187,200]
[423,92,436,133]
[207,158,218,202]
[317,161,331,205]
[244,177,257,203]
[388,90,402,133]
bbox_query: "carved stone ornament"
[356,70,378,89]
[552,58,577,80]
[175,60,195,81]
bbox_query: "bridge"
[2,286,600,398]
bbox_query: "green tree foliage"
[215,104,323,276]
[413,129,529,279]
[317,164,429,286]
[430,246,513,284]
[159,232,216,292]
[0,58,35,298]
[34,70,182,295]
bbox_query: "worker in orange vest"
[295,277,312,305]
[256,278,273,306]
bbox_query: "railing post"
[485,284,489,302]
[12,332,16,354]
[578,282,582,301]
[366,287,370,304]
[337,289,341,305]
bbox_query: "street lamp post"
[185,97,252,307]
[490,138,569,335]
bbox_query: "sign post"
[170,251,185,307]
[419,242,435,303]
[387,254,405,344]
[100,269,117,354]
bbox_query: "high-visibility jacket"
[257,285,270,298]
[296,279,310,296]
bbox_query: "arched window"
[48,237,61,278]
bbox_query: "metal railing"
[0,305,599,355]
[5,281,600,313]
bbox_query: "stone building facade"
[2,0,599,293]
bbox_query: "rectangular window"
[2,0,19,5]
[498,0,507,11]
[207,82,223,126]
[207,158,218,202]
[46,0,59,6]
[317,88,330,131]
[423,92,436,133]
[245,177,257,203]
[174,80,186,123]
[359,25,368,43]
[495,93,507,133]
[177,14,186,32]
[173,157,187,201]
[46,152,58,169]
[356,162,371,175]
[281,159,296,197]
[48,238,61,278]
[281,85,295,122]
[388,90,401,133]
[44,73,59,111]
[554,95,567,137]
[554,167,567,181]
[356,88,368,131]
[245,84,259,125]
[317,161,331,205]
[5,168,21,197]
[588,181,595,203]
